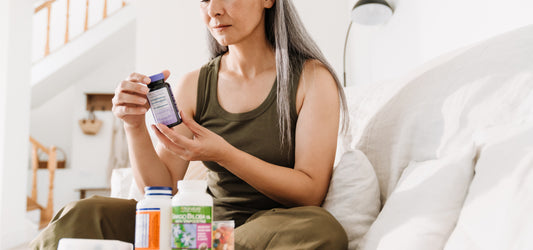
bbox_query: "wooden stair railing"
[28,136,57,229]
[34,0,128,60]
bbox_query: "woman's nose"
[207,0,224,17]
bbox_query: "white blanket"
[344,24,533,250]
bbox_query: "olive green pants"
[30,196,347,250]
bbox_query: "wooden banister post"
[42,145,57,227]
[28,136,58,228]
[44,3,52,56]
[65,0,70,44]
[31,144,39,201]
[103,0,108,19]
[84,0,89,31]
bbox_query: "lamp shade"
[351,0,393,25]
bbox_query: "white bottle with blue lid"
[135,186,172,250]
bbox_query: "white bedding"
[340,24,533,249]
[350,24,533,204]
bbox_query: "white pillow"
[110,168,135,199]
[354,24,533,204]
[444,125,533,250]
[358,145,475,250]
[323,149,381,250]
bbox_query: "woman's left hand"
[151,111,232,163]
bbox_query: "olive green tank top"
[194,55,303,227]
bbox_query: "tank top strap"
[194,56,222,122]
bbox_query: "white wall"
[134,0,350,83]
[293,0,351,81]
[29,38,136,215]
[134,0,209,79]
[0,0,32,248]
[347,0,533,87]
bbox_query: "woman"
[31,0,349,249]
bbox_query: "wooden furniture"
[28,136,57,229]
[85,93,114,111]
[76,187,111,199]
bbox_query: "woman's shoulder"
[299,59,337,92]
[172,68,201,117]
[173,56,222,117]
[293,59,338,114]
[301,59,333,78]
[176,55,223,91]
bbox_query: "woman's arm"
[113,70,200,193]
[153,60,340,206]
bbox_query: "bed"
[111,24,533,250]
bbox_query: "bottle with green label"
[172,180,213,250]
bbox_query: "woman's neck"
[224,39,276,79]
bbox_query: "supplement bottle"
[147,73,182,128]
[172,180,213,250]
[135,186,173,250]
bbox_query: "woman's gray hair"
[207,0,349,151]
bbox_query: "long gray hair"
[207,0,349,150]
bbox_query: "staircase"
[27,0,137,232]
[31,0,136,108]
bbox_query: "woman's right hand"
[112,72,152,128]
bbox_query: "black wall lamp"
[343,0,394,87]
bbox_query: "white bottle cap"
[178,180,207,192]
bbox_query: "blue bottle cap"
[149,73,165,83]
[145,186,172,191]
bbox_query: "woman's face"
[200,0,275,46]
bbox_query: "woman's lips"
[213,25,231,32]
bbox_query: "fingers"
[155,124,196,148]
[127,72,151,84]
[113,91,148,106]
[112,104,148,116]
[180,111,205,135]
[162,70,171,81]
[151,124,195,160]
[112,84,149,119]
[115,80,149,96]
[152,125,187,155]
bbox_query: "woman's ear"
[264,0,275,9]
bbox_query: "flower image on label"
[147,88,178,126]
[135,208,161,250]
[172,206,212,250]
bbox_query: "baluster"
[103,0,108,19]
[45,2,52,56]
[31,144,39,201]
[65,0,70,44]
[84,0,89,31]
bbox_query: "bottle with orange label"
[135,186,172,250]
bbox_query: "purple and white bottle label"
[147,88,178,126]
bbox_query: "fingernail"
[142,86,149,93]
[143,77,151,84]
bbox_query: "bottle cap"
[144,186,172,196]
[149,73,165,83]
[178,180,207,192]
